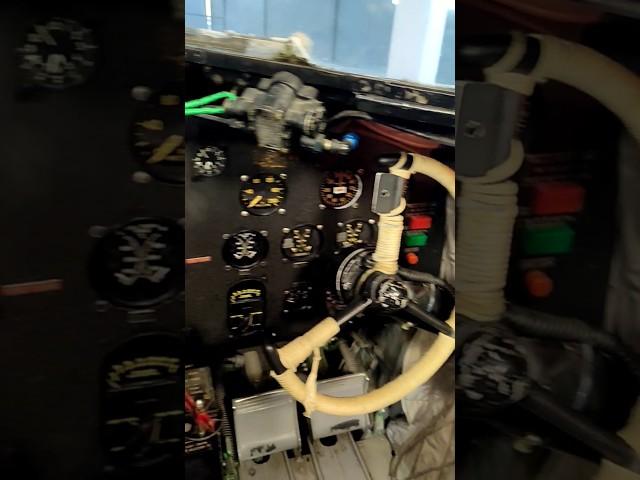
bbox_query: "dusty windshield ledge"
[185,28,455,97]
[186,29,454,132]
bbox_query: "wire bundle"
[185,91,237,116]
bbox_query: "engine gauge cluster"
[240,173,287,215]
[281,225,323,261]
[222,230,269,269]
[186,118,449,344]
[320,171,362,209]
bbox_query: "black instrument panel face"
[186,118,449,346]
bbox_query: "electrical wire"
[185,91,237,117]
[185,391,218,434]
[185,91,237,109]
[185,107,225,116]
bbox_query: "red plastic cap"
[408,215,432,230]
[530,182,585,216]
[525,270,553,298]
[405,252,420,265]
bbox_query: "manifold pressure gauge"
[190,145,226,178]
[320,171,362,209]
[281,225,323,261]
[240,173,287,215]
[18,17,98,89]
[222,231,269,269]
[89,218,184,308]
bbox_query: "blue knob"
[342,132,360,150]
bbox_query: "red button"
[406,252,419,265]
[530,182,585,216]
[525,270,553,298]
[408,215,432,230]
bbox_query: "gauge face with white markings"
[240,173,287,215]
[18,17,97,89]
[320,171,362,209]
[89,218,184,308]
[191,145,226,178]
[222,231,269,269]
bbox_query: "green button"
[522,223,575,255]
[405,232,428,247]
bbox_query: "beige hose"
[456,141,523,321]
[488,33,640,144]
[372,214,405,275]
[271,154,455,415]
[273,313,455,416]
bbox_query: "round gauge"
[222,231,269,269]
[240,173,287,215]
[335,247,373,305]
[89,218,184,308]
[190,145,226,178]
[101,334,182,469]
[227,280,266,336]
[283,283,318,321]
[131,88,185,184]
[281,225,323,261]
[18,17,97,89]
[320,171,363,209]
[337,219,376,248]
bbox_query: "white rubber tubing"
[272,154,455,416]
[489,34,640,144]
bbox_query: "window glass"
[186,0,455,88]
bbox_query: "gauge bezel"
[191,145,227,178]
[239,172,288,216]
[88,217,185,308]
[227,279,266,337]
[319,171,363,210]
[222,230,269,270]
[336,218,377,248]
[280,224,324,262]
[18,17,98,89]
[130,88,185,185]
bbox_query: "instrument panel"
[186,116,449,346]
